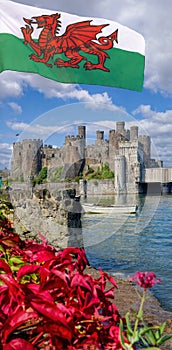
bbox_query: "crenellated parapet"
[10,122,162,194]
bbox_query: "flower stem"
[133,288,146,340]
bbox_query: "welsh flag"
[0,0,145,91]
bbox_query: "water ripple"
[84,195,172,312]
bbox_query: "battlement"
[65,135,83,143]
[10,121,162,191]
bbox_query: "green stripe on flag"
[0,33,144,91]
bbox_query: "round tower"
[21,139,43,180]
[114,155,126,193]
[130,126,138,141]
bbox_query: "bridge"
[143,168,172,193]
[145,168,172,183]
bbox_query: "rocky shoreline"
[85,266,172,350]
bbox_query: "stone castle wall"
[10,122,162,194]
[10,188,83,249]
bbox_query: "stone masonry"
[10,188,83,249]
[10,122,162,194]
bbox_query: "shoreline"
[111,271,172,314]
[85,266,172,350]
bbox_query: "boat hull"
[82,204,138,215]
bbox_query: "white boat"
[82,203,138,215]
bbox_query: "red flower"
[129,271,162,289]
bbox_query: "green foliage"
[86,163,114,180]
[33,167,48,185]
[54,167,63,180]
[50,167,64,182]
[65,177,73,183]
[120,289,172,350]
[0,191,8,201]
[38,167,48,182]
[19,174,24,183]
[74,173,83,183]
[0,199,13,221]
[101,163,114,179]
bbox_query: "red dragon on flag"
[21,13,118,72]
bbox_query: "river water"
[82,194,172,312]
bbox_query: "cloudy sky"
[1,0,172,169]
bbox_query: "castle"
[10,121,162,193]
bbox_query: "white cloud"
[132,105,172,166]
[0,72,25,99]
[8,102,22,114]
[7,121,29,131]
[6,120,75,139]
[25,75,113,104]
[0,143,13,170]
[132,105,154,118]
[0,72,119,109]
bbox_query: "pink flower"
[129,271,162,289]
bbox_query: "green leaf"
[139,334,149,346]
[125,312,133,335]
[119,319,129,349]
[9,256,24,264]
[119,319,125,346]
[144,330,156,345]
[157,334,172,345]
[132,333,140,343]
[159,322,166,335]
[139,326,159,336]
[0,245,5,253]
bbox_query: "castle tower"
[22,139,43,180]
[11,142,23,180]
[77,125,86,160]
[78,125,86,139]
[108,129,119,170]
[11,139,43,181]
[126,129,130,141]
[96,130,104,141]
[114,155,126,193]
[138,135,151,167]
[130,126,138,141]
[109,129,116,144]
[116,122,125,135]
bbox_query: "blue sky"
[1,0,172,169]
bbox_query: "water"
[82,194,172,312]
